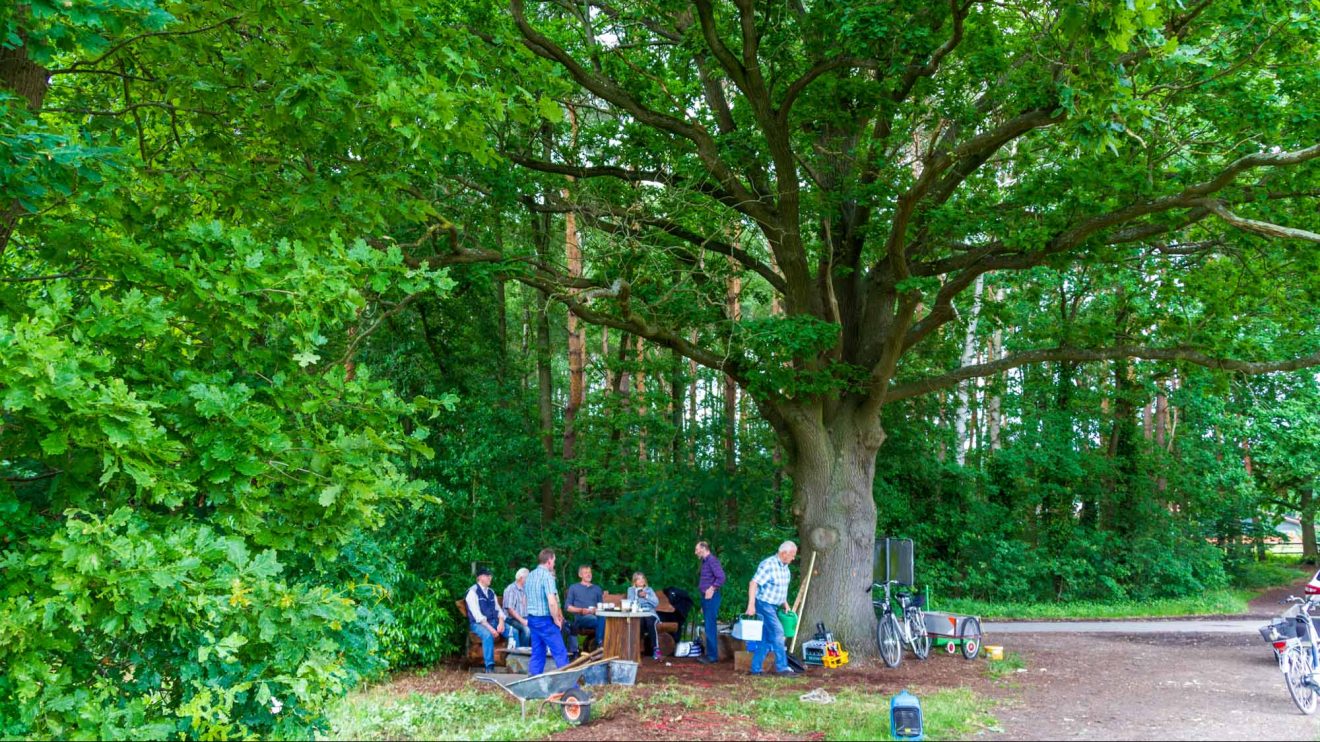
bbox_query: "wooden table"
[598,610,651,663]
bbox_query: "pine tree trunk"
[670,348,683,465]
[635,336,648,462]
[536,295,555,524]
[562,205,583,500]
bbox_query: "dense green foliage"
[3,0,1319,738]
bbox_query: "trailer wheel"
[960,617,982,660]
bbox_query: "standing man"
[746,541,800,676]
[695,541,725,664]
[563,565,606,656]
[502,567,531,650]
[525,548,570,676]
[464,568,509,673]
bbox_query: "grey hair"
[777,541,798,554]
[515,567,530,579]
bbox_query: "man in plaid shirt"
[745,541,800,675]
[525,548,570,676]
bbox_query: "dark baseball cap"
[476,567,493,577]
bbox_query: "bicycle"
[1270,595,1320,715]
[872,580,931,668]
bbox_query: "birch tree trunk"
[953,275,985,465]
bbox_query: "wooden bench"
[603,591,681,656]
[454,599,510,669]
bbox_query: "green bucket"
[778,610,799,638]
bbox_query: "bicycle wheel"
[1285,647,1319,715]
[878,612,903,668]
[908,610,931,660]
[960,616,982,659]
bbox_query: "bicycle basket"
[1260,618,1303,642]
[898,593,926,610]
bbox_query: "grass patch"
[326,687,565,741]
[1230,556,1310,591]
[941,589,1254,620]
[727,687,996,741]
[985,650,1026,680]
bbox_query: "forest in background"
[2,0,1318,737]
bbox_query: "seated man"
[502,567,532,650]
[564,564,606,656]
[464,567,510,672]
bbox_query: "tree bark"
[561,104,584,500]
[953,275,985,465]
[787,401,884,650]
[536,293,555,524]
[724,263,742,473]
[0,23,49,257]
[635,335,648,462]
[670,348,684,465]
[1303,487,1318,565]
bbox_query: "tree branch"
[509,0,776,229]
[886,346,1320,402]
[1201,199,1320,244]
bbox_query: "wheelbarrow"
[476,658,610,726]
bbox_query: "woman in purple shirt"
[694,540,725,664]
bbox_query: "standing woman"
[628,571,663,660]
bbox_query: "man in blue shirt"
[745,541,799,675]
[524,548,570,676]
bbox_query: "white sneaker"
[507,638,516,650]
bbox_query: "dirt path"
[993,630,1317,740]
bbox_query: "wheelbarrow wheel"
[560,688,591,726]
[960,616,982,660]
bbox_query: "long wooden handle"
[789,551,817,655]
[792,551,817,614]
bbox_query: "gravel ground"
[992,627,1319,740]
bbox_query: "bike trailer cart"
[476,660,607,726]
[922,612,983,659]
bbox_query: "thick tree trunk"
[785,402,883,655]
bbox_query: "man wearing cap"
[502,567,532,649]
[464,567,510,672]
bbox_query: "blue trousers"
[469,620,508,669]
[748,600,789,673]
[528,615,569,676]
[701,589,721,661]
[508,619,531,649]
[567,614,607,653]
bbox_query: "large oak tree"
[427,0,1320,649]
